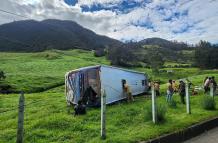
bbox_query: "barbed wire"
[0,9,29,19]
[0,98,60,114]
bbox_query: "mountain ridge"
[0,19,190,52]
[0,19,122,52]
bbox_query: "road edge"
[141,117,218,143]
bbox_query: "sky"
[0,0,218,44]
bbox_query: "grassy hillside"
[0,49,109,92]
[1,50,218,143]
[0,83,218,143]
[134,67,218,84]
[0,49,217,93]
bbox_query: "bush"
[0,81,13,94]
[156,104,167,122]
[145,103,167,123]
[94,49,105,57]
[168,99,177,109]
[201,96,216,110]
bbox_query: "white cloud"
[0,0,218,44]
[77,0,123,7]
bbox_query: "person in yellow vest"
[166,79,174,102]
[154,81,160,96]
[172,80,178,93]
[122,79,134,102]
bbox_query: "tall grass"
[145,103,167,123]
[201,96,216,110]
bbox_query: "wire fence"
[0,98,62,114]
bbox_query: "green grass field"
[0,49,218,143]
[0,86,218,143]
[134,67,218,85]
[0,49,109,92]
[1,49,217,92]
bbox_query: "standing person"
[148,80,151,91]
[178,80,186,104]
[204,77,211,93]
[154,81,160,96]
[122,79,134,102]
[172,80,178,93]
[203,77,208,86]
[166,79,174,102]
[211,76,217,93]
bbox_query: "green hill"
[0,49,217,93]
[0,49,109,93]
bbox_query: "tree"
[194,40,218,69]
[142,46,165,73]
[107,43,141,67]
[93,45,106,57]
[198,40,212,48]
[148,51,164,74]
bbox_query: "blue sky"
[0,0,218,44]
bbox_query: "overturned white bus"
[65,65,149,105]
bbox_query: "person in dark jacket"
[178,80,186,104]
[82,86,97,106]
[74,100,86,115]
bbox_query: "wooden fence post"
[185,82,191,114]
[101,89,106,139]
[210,83,214,98]
[16,92,25,143]
[151,85,157,124]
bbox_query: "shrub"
[201,96,216,110]
[168,99,177,109]
[145,104,152,121]
[94,49,105,57]
[156,104,167,122]
[0,70,6,80]
[145,103,167,123]
[0,82,13,94]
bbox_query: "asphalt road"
[183,127,218,143]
